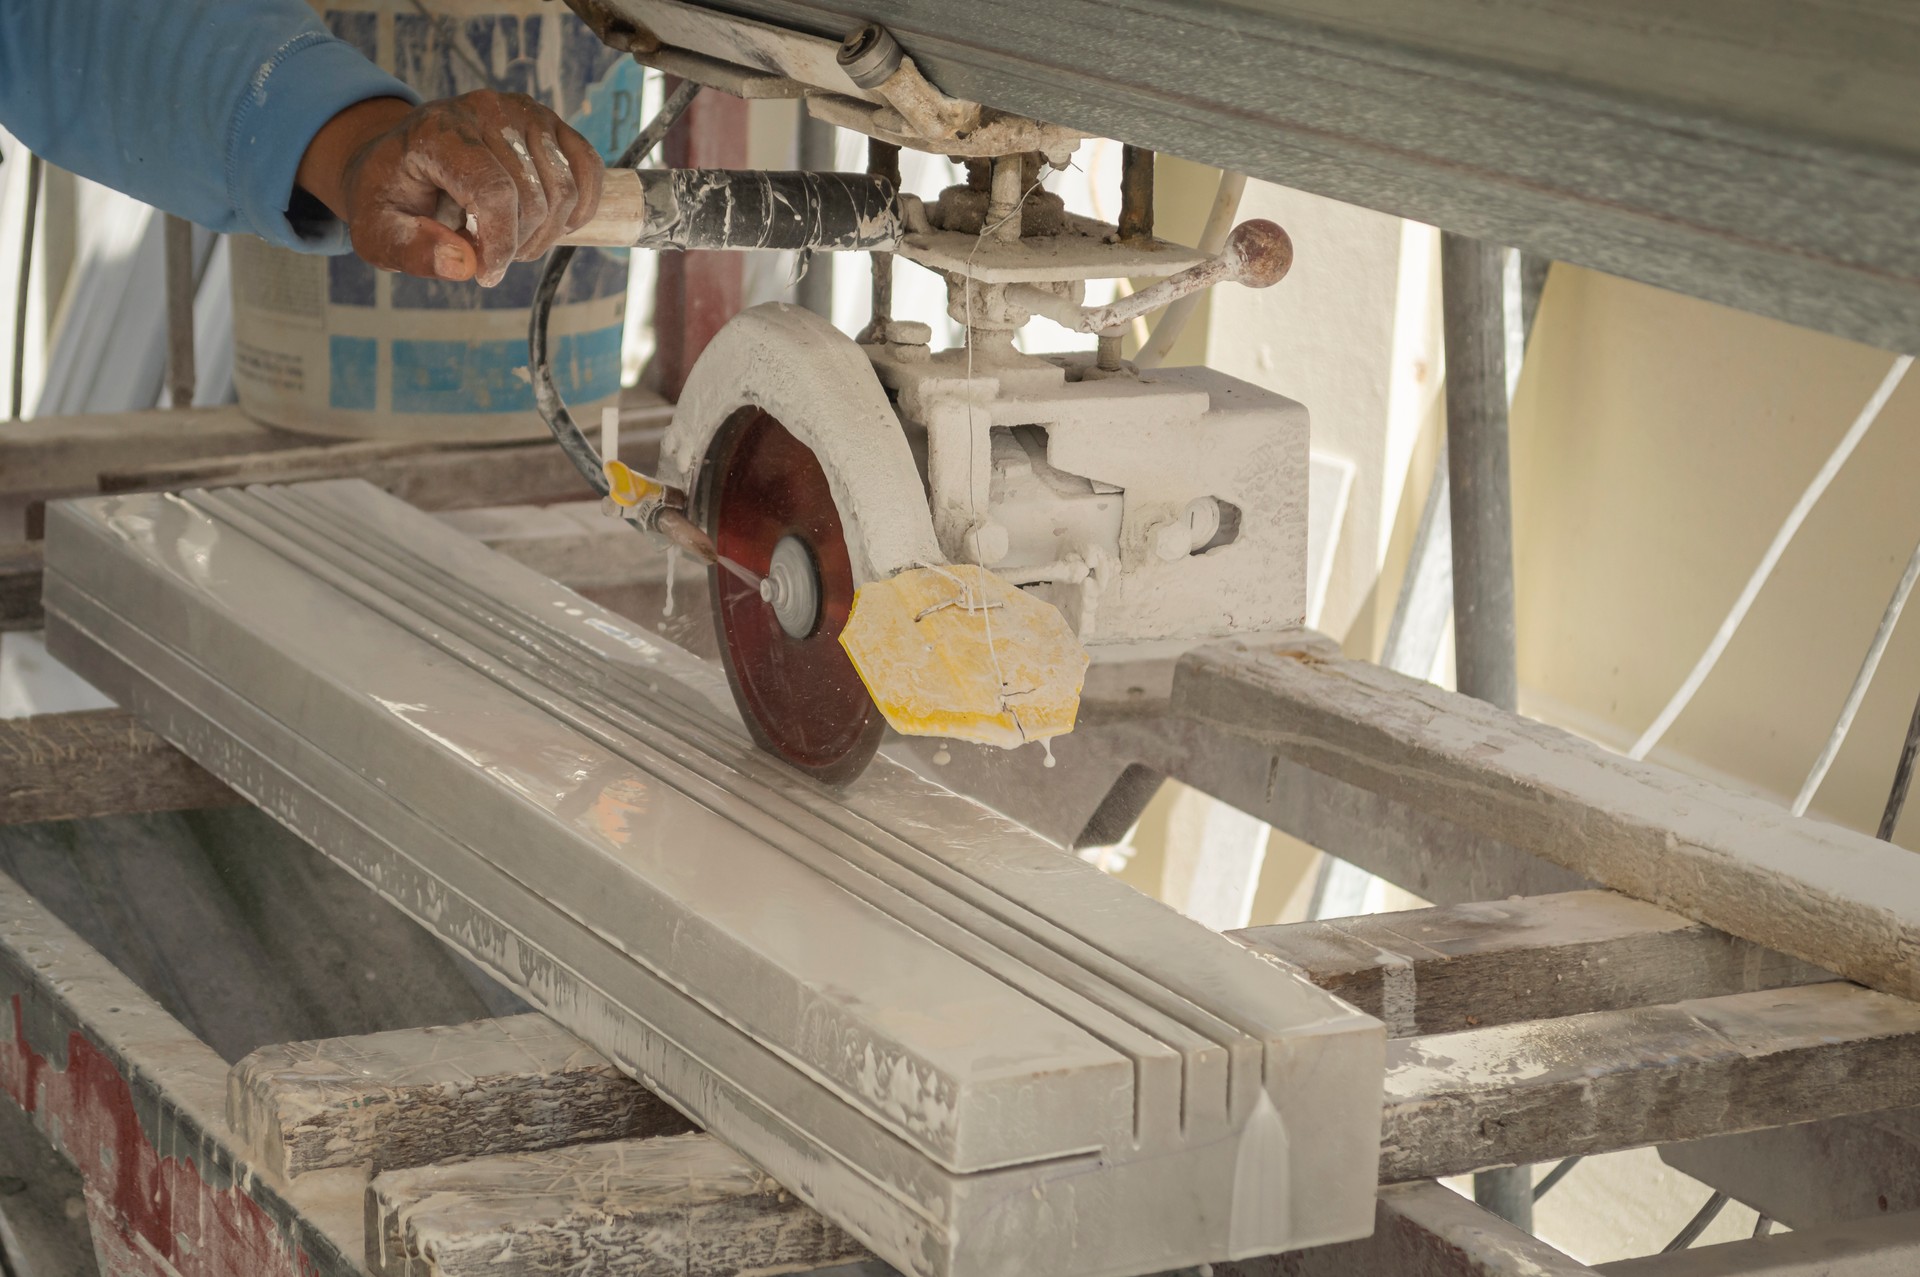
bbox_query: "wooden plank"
[0,541,40,632]
[1382,982,1920,1182]
[0,861,365,1275]
[1597,1208,1920,1277]
[1234,890,1829,1037]
[98,436,461,490]
[1175,635,1920,1001]
[1661,1107,1920,1230]
[0,708,239,827]
[1224,1180,1600,1277]
[0,405,301,498]
[229,1013,696,1179]
[365,1133,869,1277]
[93,415,671,513]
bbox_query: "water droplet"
[1041,739,1056,768]
[933,747,952,766]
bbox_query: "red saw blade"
[705,407,884,784]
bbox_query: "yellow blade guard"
[839,565,1089,750]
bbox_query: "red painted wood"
[650,83,750,402]
[2,995,323,1276]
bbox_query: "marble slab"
[42,480,1383,1277]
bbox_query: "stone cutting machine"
[547,0,1311,782]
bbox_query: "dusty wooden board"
[1235,890,1830,1037]
[0,865,365,1276]
[93,416,669,510]
[1382,982,1920,1181]
[1661,1107,1920,1230]
[1597,1207,1920,1277]
[0,405,306,498]
[99,436,466,490]
[1225,1180,1600,1277]
[365,1133,869,1277]
[909,709,1590,904]
[0,708,240,827]
[0,541,40,631]
[1177,636,1920,1001]
[230,1012,696,1179]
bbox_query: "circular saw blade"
[706,407,884,784]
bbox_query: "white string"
[919,561,1018,737]
[953,166,1050,746]
[1794,529,1920,815]
[1628,354,1913,761]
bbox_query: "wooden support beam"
[0,708,239,827]
[91,414,669,514]
[1224,1181,1600,1277]
[1382,982,1920,1182]
[0,405,303,500]
[1661,1107,1920,1230]
[1176,635,1920,1000]
[0,864,365,1275]
[1597,1208,1920,1277]
[0,540,40,632]
[1234,890,1829,1037]
[366,1134,868,1277]
[229,1013,695,1179]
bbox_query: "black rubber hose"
[529,77,703,497]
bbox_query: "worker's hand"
[296,92,605,287]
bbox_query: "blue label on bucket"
[565,35,644,163]
[390,328,621,414]
[329,336,378,411]
[388,11,640,154]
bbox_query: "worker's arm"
[0,0,602,285]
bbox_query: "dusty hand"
[297,92,605,287]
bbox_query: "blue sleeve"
[0,0,421,253]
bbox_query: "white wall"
[1207,182,1440,645]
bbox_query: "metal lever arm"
[1009,219,1293,336]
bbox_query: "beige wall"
[1208,184,1440,645]
[1512,266,1920,840]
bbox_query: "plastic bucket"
[230,0,641,440]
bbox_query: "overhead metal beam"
[661,0,1920,352]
